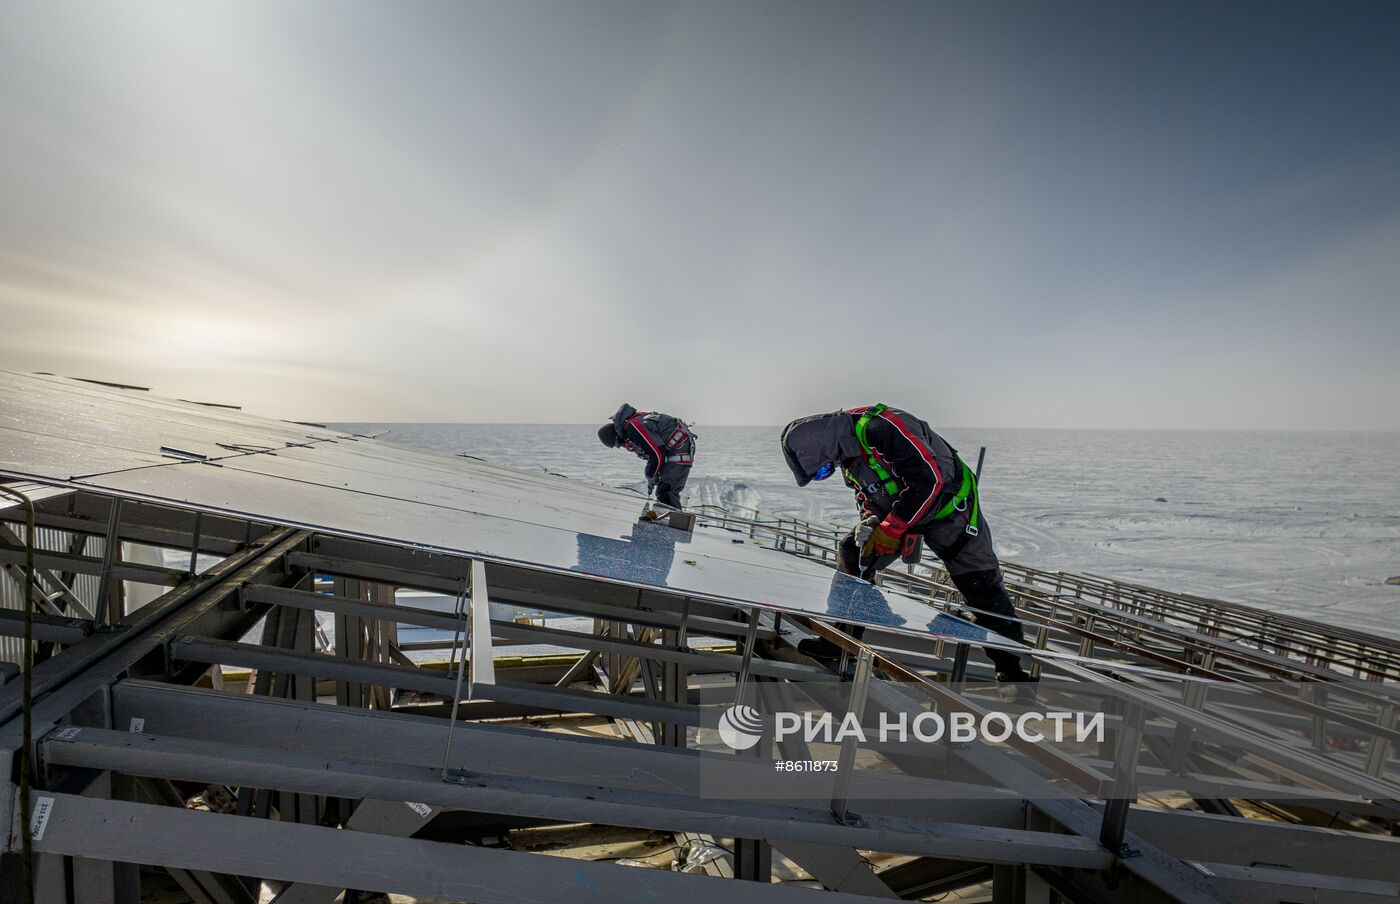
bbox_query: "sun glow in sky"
[2,0,1398,428]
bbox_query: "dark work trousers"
[653,461,691,510]
[837,519,1027,676]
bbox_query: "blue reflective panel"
[812,461,835,481]
[926,612,994,644]
[822,573,908,627]
[573,519,691,585]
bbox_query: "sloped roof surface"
[0,370,999,644]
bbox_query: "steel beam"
[766,841,898,898]
[799,616,1113,795]
[1078,757,1385,811]
[733,837,772,883]
[41,726,1111,869]
[109,679,1400,881]
[1119,805,1400,883]
[0,523,94,618]
[0,609,90,645]
[878,858,992,899]
[21,792,886,904]
[270,798,443,904]
[1187,861,1400,903]
[0,508,243,557]
[134,777,255,904]
[0,528,308,736]
[108,681,1017,816]
[0,545,182,588]
[286,546,776,642]
[805,627,1233,903]
[242,584,824,681]
[168,636,707,728]
[1049,658,1400,801]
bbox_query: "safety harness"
[664,422,694,465]
[852,404,979,540]
[629,414,694,466]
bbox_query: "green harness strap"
[934,457,980,534]
[853,404,979,533]
[853,404,901,496]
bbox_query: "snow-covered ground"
[335,423,1400,642]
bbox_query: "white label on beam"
[405,801,433,818]
[128,718,145,733]
[30,796,55,841]
[52,727,81,741]
[468,559,496,690]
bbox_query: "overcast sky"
[2,1,1397,429]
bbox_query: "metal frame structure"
[2,375,1398,903]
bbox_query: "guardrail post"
[949,642,970,684]
[95,498,124,626]
[1099,699,1145,857]
[1364,702,1396,778]
[830,648,873,822]
[1168,670,1209,774]
[734,606,761,705]
[186,511,202,579]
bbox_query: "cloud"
[1,1,1397,428]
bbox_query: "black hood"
[779,411,862,486]
[611,403,638,436]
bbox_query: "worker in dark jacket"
[780,404,1034,695]
[598,403,695,509]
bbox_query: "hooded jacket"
[611,403,693,481]
[779,411,864,487]
[781,406,960,535]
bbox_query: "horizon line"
[322,421,1400,435]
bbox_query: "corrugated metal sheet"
[0,524,98,663]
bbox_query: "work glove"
[861,516,906,559]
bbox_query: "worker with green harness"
[780,404,1034,698]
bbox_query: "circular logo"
[717,704,765,751]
